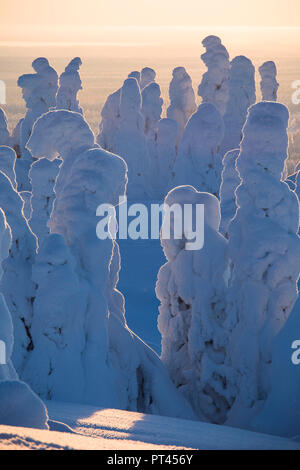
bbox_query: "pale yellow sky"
[1,0,300,57]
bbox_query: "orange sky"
[1,0,300,57]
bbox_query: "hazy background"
[1,0,300,168]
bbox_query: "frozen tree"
[251,296,300,438]
[167,67,197,141]
[147,118,178,200]
[0,146,17,189]
[0,171,37,373]
[219,149,240,237]
[141,82,163,139]
[157,186,235,423]
[128,70,141,84]
[221,56,256,155]
[16,57,58,190]
[140,67,156,90]
[24,109,195,419]
[114,78,148,200]
[198,35,230,116]
[173,103,225,196]
[225,102,300,428]
[0,107,10,146]
[29,157,61,245]
[97,72,142,151]
[259,61,279,101]
[0,208,48,429]
[56,57,82,113]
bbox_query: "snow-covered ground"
[1,401,299,450]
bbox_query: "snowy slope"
[39,401,299,450]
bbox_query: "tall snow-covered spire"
[221,56,256,155]
[140,67,156,90]
[226,102,300,428]
[141,82,163,139]
[56,57,83,113]
[114,78,148,200]
[198,35,230,116]
[16,57,58,190]
[167,67,197,141]
[259,61,279,101]
[173,102,225,196]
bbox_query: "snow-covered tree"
[141,82,163,139]
[0,146,17,189]
[167,67,197,141]
[173,103,225,196]
[29,157,61,246]
[0,171,37,373]
[0,107,10,146]
[219,149,240,237]
[198,35,230,116]
[0,207,48,429]
[113,78,148,200]
[157,185,235,423]
[97,73,141,151]
[24,109,195,419]
[259,61,279,101]
[140,67,156,90]
[225,102,300,428]
[147,118,178,200]
[16,58,58,190]
[221,56,256,155]
[251,295,300,438]
[56,57,82,113]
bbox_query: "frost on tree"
[0,171,37,373]
[225,102,300,428]
[16,57,58,190]
[219,149,240,237]
[221,56,256,155]
[56,57,83,113]
[24,109,195,419]
[0,146,17,189]
[198,35,230,116]
[0,208,48,429]
[140,67,156,90]
[259,61,279,101]
[173,103,225,196]
[0,107,10,146]
[20,191,32,220]
[251,296,300,438]
[29,157,61,246]
[114,78,148,200]
[167,67,197,142]
[156,186,235,423]
[147,118,178,200]
[141,82,163,140]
